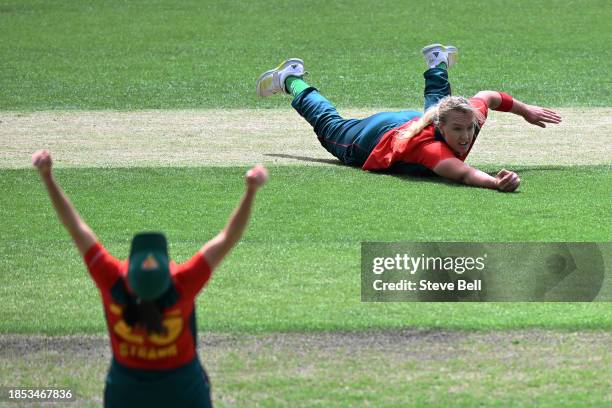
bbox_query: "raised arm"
[201,165,268,269]
[32,150,97,255]
[473,90,562,128]
[433,157,520,192]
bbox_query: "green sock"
[285,76,310,97]
[436,62,447,69]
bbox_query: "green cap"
[128,233,171,301]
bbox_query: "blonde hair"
[398,96,484,140]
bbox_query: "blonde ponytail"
[397,106,437,140]
[397,96,484,141]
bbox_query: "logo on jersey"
[109,302,185,360]
[141,253,159,270]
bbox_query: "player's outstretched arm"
[433,158,520,192]
[201,165,268,270]
[473,90,562,128]
[32,150,97,255]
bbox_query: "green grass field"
[2,331,611,407]
[1,166,611,335]
[1,0,611,406]
[1,0,611,109]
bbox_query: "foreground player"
[32,150,268,407]
[256,45,561,192]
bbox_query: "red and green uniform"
[362,97,488,174]
[291,68,488,174]
[84,242,213,408]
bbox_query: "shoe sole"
[421,44,458,55]
[421,43,444,54]
[256,58,304,97]
[421,44,458,68]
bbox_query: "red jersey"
[362,98,488,173]
[84,242,212,371]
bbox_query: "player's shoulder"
[469,96,487,109]
[85,242,123,268]
[469,96,489,111]
[171,251,212,278]
[468,97,489,125]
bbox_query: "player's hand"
[522,105,562,128]
[32,150,53,176]
[245,165,268,190]
[496,169,520,192]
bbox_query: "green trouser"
[104,357,212,408]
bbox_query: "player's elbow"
[219,230,242,253]
[443,165,474,185]
[434,159,470,185]
[454,168,474,186]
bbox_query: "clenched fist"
[245,165,268,190]
[496,169,520,192]
[32,150,53,176]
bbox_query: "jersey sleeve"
[172,251,213,299]
[469,97,489,127]
[83,242,123,291]
[412,141,457,169]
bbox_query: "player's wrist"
[493,92,514,112]
[493,173,503,190]
[245,184,258,195]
